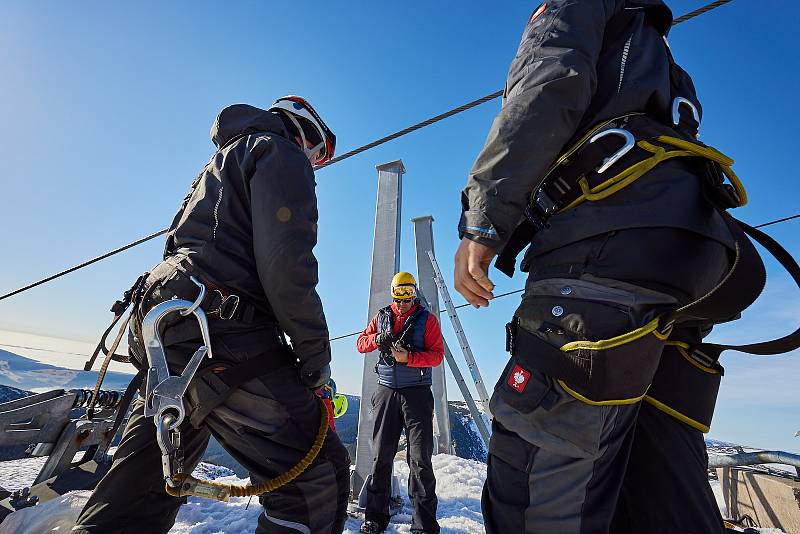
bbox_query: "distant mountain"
[0,349,133,392]
[0,384,29,403]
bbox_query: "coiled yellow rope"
[165,397,330,501]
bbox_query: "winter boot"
[360,520,384,534]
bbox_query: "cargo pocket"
[492,356,553,415]
[510,277,674,405]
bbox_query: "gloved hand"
[375,332,394,353]
[300,363,332,389]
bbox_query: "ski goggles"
[391,285,416,301]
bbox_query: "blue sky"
[0,1,798,452]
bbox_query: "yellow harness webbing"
[560,135,747,213]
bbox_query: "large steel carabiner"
[141,276,212,430]
[671,96,700,128]
[588,128,636,174]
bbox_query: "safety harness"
[85,264,336,502]
[500,101,800,431]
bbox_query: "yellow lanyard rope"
[165,397,330,502]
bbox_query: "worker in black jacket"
[455,2,745,533]
[73,98,350,534]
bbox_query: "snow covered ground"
[0,455,486,534]
[0,453,791,533]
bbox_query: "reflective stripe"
[264,512,311,534]
[461,225,498,236]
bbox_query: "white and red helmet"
[269,95,336,166]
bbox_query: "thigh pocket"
[511,278,671,405]
[493,356,553,415]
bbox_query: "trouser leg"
[365,385,404,529]
[484,382,640,534]
[399,386,439,534]
[611,325,726,534]
[72,398,211,534]
[610,400,725,534]
[487,228,735,533]
[198,359,349,534]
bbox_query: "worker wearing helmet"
[356,272,445,534]
[73,97,349,534]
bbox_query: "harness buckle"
[589,128,636,174]
[524,203,550,231]
[217,293,240,320]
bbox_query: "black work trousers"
[365,384,440,534]
[72,280,350,534]
[483,228,732,534]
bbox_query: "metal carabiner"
[589,128,636,174]
[671,96,700,128]
[180,276,206,317]
[141,296,213,429]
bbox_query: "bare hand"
[454,238,496,308]
[391,344,409,363]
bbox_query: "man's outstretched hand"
[454,238,497,308]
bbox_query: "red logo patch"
[529,3,547,23]
[507,364,531,393]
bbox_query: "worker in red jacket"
[356,272,444,534]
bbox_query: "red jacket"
[356,303,445,368]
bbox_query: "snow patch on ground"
[0,454,789,533]
[0,455,486,534]
[0,456,47,491]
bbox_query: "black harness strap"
[664,212,766,328]
[84,273,149,371]
[107,369,145,440]
[187,351,292,428]
[393,305,426,348]
[688,216,800,361]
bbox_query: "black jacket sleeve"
[249,138,331,375]
[460,0,623,251]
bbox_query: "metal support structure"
[0,389,125,486]
[442,342,490,447]
[427,251,492,419]
[411,215,451,455]
[352,160,405,497]
[415,285,489,448]
[709,451,800,477]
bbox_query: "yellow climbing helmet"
[390,272,417,301]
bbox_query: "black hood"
[210,104,288,148]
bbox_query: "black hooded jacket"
[460,0,734,263]
[163,104,330,375]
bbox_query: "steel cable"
[0,0,743,303]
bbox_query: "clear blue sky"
[1,1,798,452]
